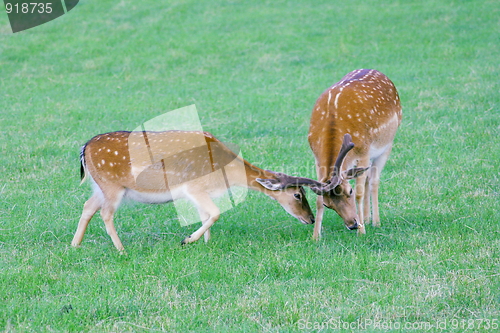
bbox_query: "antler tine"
[333,133,355,177]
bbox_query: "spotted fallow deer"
[72,130,318,251]
[308,69,402,238]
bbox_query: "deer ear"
[256,178,283,191]
[307,185,326,195]
[344,167,370,179]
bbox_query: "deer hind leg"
[96,186,126,251]
[354,157,371,235]
[313,195,324,240]
[181,193,220,245]
[370,145,393,227]
[71,194,102,247]
[100,205,125,252]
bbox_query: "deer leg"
[200,206,212,243]
[313,195,324,240]
[98,188,126,252]
[100,204,125,252]
[371,145,393,227]
[181,194,220,245]
[370,178,380,226]
[313,163,328,240]
[71,194,101,247]
[355,157,370,235]
[363,173,371,224]
[203,225,211,243]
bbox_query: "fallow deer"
[72,130,318,251]
[308,69,402,238]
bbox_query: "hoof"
[181,236,192,245]
[357,225,366,235]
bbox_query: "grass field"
[1,0,499,331]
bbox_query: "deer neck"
[314,132,343,182]
[229,159,279,197]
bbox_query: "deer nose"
[310,216,315,224]
[347,220,359,230]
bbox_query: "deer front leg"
[363,173,371,224]
[313,195,324,240]
[181,194,220,245]
[354,158,370,235]
[203,226,211,243]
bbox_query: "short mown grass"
[1,0,499,331]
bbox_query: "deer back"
[308,69,402,178]
[81,130,247,195]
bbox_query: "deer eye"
[349,188,353,196]
[331,185,343,196]
[294,193,302,200]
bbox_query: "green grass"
[1,0,499,331]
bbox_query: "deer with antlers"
[72,130,319,251]
[308,69,402,238]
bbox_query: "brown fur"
[308,69,402,238]
[72,130,315,251]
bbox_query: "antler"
[334,134,355,176]
[256,134,355,195]
[316,133,355,193]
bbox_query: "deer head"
[315,134,369,230]
[255,172,315,225]
[255,135,368,230]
